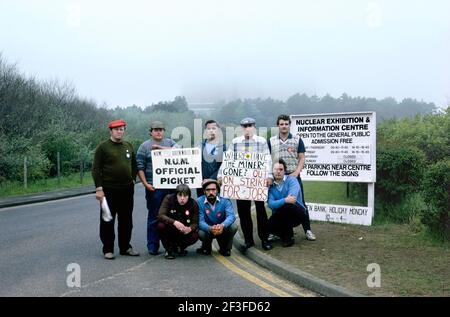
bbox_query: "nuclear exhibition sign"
[291,112,376,226]
[152,148,202,189]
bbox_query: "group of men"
[91,115,316,260]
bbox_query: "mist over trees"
[216,93,436,127]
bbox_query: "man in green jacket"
[92,119,140,260]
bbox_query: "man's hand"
[217,177,223,186]
[152,144,162,150]
[210,224,224,236]
[285,194,297,204]
[266,178,273,186]
[173,221,186,232]
[182,226,192,235]
[95,189,104,202]
[144,183,155,192]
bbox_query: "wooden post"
[80,159,84,184]
[57,152,61,186]
[24,156,28,189]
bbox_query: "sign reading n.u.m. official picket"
[291,112,376,183]
[151,148,202,189]
[220,151,270,201]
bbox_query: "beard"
[207,195,216,204]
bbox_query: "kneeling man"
[196,179,237,256]
[268,160,308,247]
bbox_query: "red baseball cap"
[108,119,127,129]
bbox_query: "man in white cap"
[218,117,274,251]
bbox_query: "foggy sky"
[1,0,449,108]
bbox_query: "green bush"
[376,146,426,204]
[422,160,450,240]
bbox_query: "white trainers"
[305,230,316,241]
[104,252,115,260]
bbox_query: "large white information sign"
[291,112,376,226]
[152,148,202,189]
[291,112,376,183]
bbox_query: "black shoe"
[243,241,255,250]
[177,247,188,256]
[219,249,231,257]
[164,250,176,260]
[196,247,211,255]
[261,240,273,250]
[282,238,295,248]
[148,250,160,256]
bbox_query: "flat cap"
[108,119,127,129]
[202,179,220,191]
[240,117,256,126]
[149,121,165,130]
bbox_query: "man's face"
[205,123,218,141]
[272,163,285,181]
[241,124,255,138]
[204,184,218,201]
[150,128,165,141]
[110,126,125,141]
[278,119,290,134]
[177,193,189,206]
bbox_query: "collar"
[279,133,293,141]
[273,175,287,186]
[203,196,221,204]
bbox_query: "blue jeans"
[145,188,172,252]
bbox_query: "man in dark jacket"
[92,119,139,260]
[157,184,199,259]
[196,120,226,197]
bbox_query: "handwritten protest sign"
[151,148,202,189]
[220,151,270,201]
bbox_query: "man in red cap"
[92,119,139,260]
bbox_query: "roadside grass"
[0,173,93,198]
[248,181,450,296]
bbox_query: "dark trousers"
[236,199,269,244]
[145,189,172,253]
[199,223,238,251]
[100,185,134,254]
[269,203,306,240]
[157,222,199,251]
[296,176,311,232]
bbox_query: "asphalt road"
[0,185,315,297]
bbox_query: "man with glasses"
[218,117,274,251]
[196,179,237,256]
[136,121,180,255]
[92,119,139,260]
[268,114,316,241]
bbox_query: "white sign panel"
[291,112,376,182]
[307,202,373,226]
[152,148,202,189]
[220,151,270,201]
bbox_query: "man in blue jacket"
[196,179,237,256]
[268,160,308,247]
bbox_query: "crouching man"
[268,160,308,247]
[196,179,237,256]
[157,184,199,259]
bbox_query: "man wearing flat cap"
[92,119,139,260]
[218,117,274,251]
[136,120,180,255]
[196,179,237,256]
